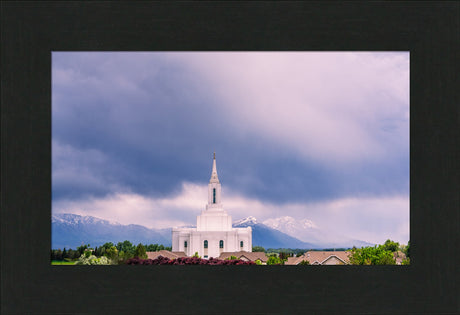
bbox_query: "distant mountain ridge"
[232,216,321,249]
[261,216,374,248]
[52,213,171,249]
[52,213,372,250]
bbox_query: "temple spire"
[210,152,219,183]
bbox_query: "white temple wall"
[171,154,252,258]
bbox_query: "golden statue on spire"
[213,152,215,159]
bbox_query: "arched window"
[184,241,187,248]
[213,188,216,203]
[240,241,244,248]
[204,240,208,248]
[219,240,224,248]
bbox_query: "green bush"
[267,255,283,265]
[401,257,410,265]
[226,255,238,260]
[134,243,148,259]
[348,245,396,265]
[104,246,118,260]
[252,246,265,252]
[75,254,112,265]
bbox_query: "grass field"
[51,260,76,265]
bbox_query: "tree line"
[347,239,410,265]
[51,239,410,265]
[51,240,172,264]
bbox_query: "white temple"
[171,153,252,258]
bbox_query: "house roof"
[146,250,186,260]
[286,256,304,265]
[218,251,268,262]
[285,251,350,265]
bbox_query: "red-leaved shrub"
[126,255,256,265]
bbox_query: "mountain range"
[261,216,373,249]
[52,213,372,250]
[52,213,171,249]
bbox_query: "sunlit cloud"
[53,181,409,244]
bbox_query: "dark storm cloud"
[52,52,410,243]
[52,52,409,205]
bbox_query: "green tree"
[51,249,63,261]
[117,250,133,262]
[105,246,119,261]
[382,239,400,252]
[299,260,310,265]
[401,257,410,265]
[294,249,307,257]
[348,245,396,265]
[134,243,148,259]
[116,241,135,255]
[252,246,265,252]
[69,249,79,260]
[267,255,283,265]
[404,241,410,258]
[102,242,114,250]
[77,244,90,256]
[279,252,290,261]
[146,244,158,252]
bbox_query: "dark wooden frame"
[1,2,458,313]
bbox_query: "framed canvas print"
[51,51,410,266]
[2,2,458,314]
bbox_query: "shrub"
[226,255,238,260]
[348,245,396,265]
[125,256,256,265]
[401,257,410,265]
[267,255,283,265]
[75,254,112,265]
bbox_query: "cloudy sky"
[52,52,409,244]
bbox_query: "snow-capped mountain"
[233,216,320,249]
[262,216,374,248]
[52,213,372,250]
[233,216,258,226]
[52,213,171,249]
[263,216,317,230]
[52,213,122,226]
[263,216,326,245]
